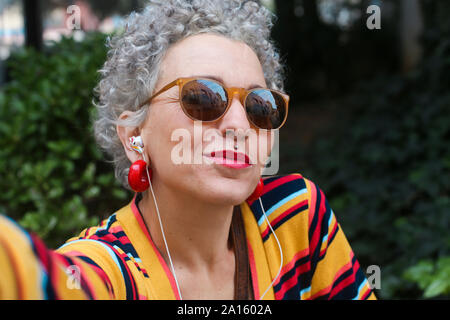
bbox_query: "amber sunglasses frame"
[137,77,290,130]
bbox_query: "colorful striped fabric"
[0,173,376,300]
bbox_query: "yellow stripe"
[241,202,275,300]
[0,234,19,299]
[260,191,309,229]
[309,228,353,297]
[0,216,43,299]
[117,205,177,300]
[57,239,127,299]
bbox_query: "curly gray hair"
[93,0,286,189]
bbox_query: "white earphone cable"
[143,154,183,300]
[258,197,284,300]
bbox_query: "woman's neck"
[138,178,235,271]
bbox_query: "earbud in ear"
[128,136,152,192]
[130,136,144,154]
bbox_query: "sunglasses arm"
[137,79,180,109]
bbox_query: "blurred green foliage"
[279,0,450,299]
[404,256,450,298]
[0,33,130,248]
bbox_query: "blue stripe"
[40,269,49,299]
[353,278,369,300]
[257,188,308,226]
[327,210,334,229]
[97,213,117,231]
[321,233,329,246]
[300,286,311,298]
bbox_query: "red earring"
[246,178,264,204]
[128,160,152,193]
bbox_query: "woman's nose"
[217,92,251,134]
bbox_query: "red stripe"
[131,194,152,244]
[49,252,75,300]
[309,188,327,257]
[119,252,129,260]
[306,285,328,300]
[31,233,50,270]
[275,248,309,286]
[262,174,303,196]
[360,286,372,300]
[85,262,114,297]
[329,272,356,299]
[274,260,310,299]
[79,232,138,299]
[329,257,360,299]
[108,225,124,234]
[246,174,302,205]
[83,227,92,238]
[130,194,181,300]
[92,233,120,244]
[74,261,97,299]
[308,252,354,300]
[66,260,95,300]
[62,249,114,295]
[273,248,310,298]
[247,241,260,300]
[117,235,132,245]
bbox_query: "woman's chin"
[165,165,258,206]
[196,179,253,206]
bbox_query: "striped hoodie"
[0,173,376,300]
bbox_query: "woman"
[0,0,375,300]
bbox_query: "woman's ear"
[117,111,143,164]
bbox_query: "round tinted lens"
[181,79,228,121]
[245,90,286,129]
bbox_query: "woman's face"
[140,33,273,205]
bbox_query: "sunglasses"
[137,77,289,130]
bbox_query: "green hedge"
[0,33,130,249]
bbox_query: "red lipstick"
[208,150,251,169]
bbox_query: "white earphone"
[129,136,144,154]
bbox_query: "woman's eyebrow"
[192,74,264,90]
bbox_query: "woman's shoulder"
[261,173,311,199]
[57,204,142,268]
[256,172,321,211]
[247,173,327,232]
[58,207,133,256]
[56,205,145,299]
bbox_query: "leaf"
[84,186,100,199]
[424,279,448,298]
